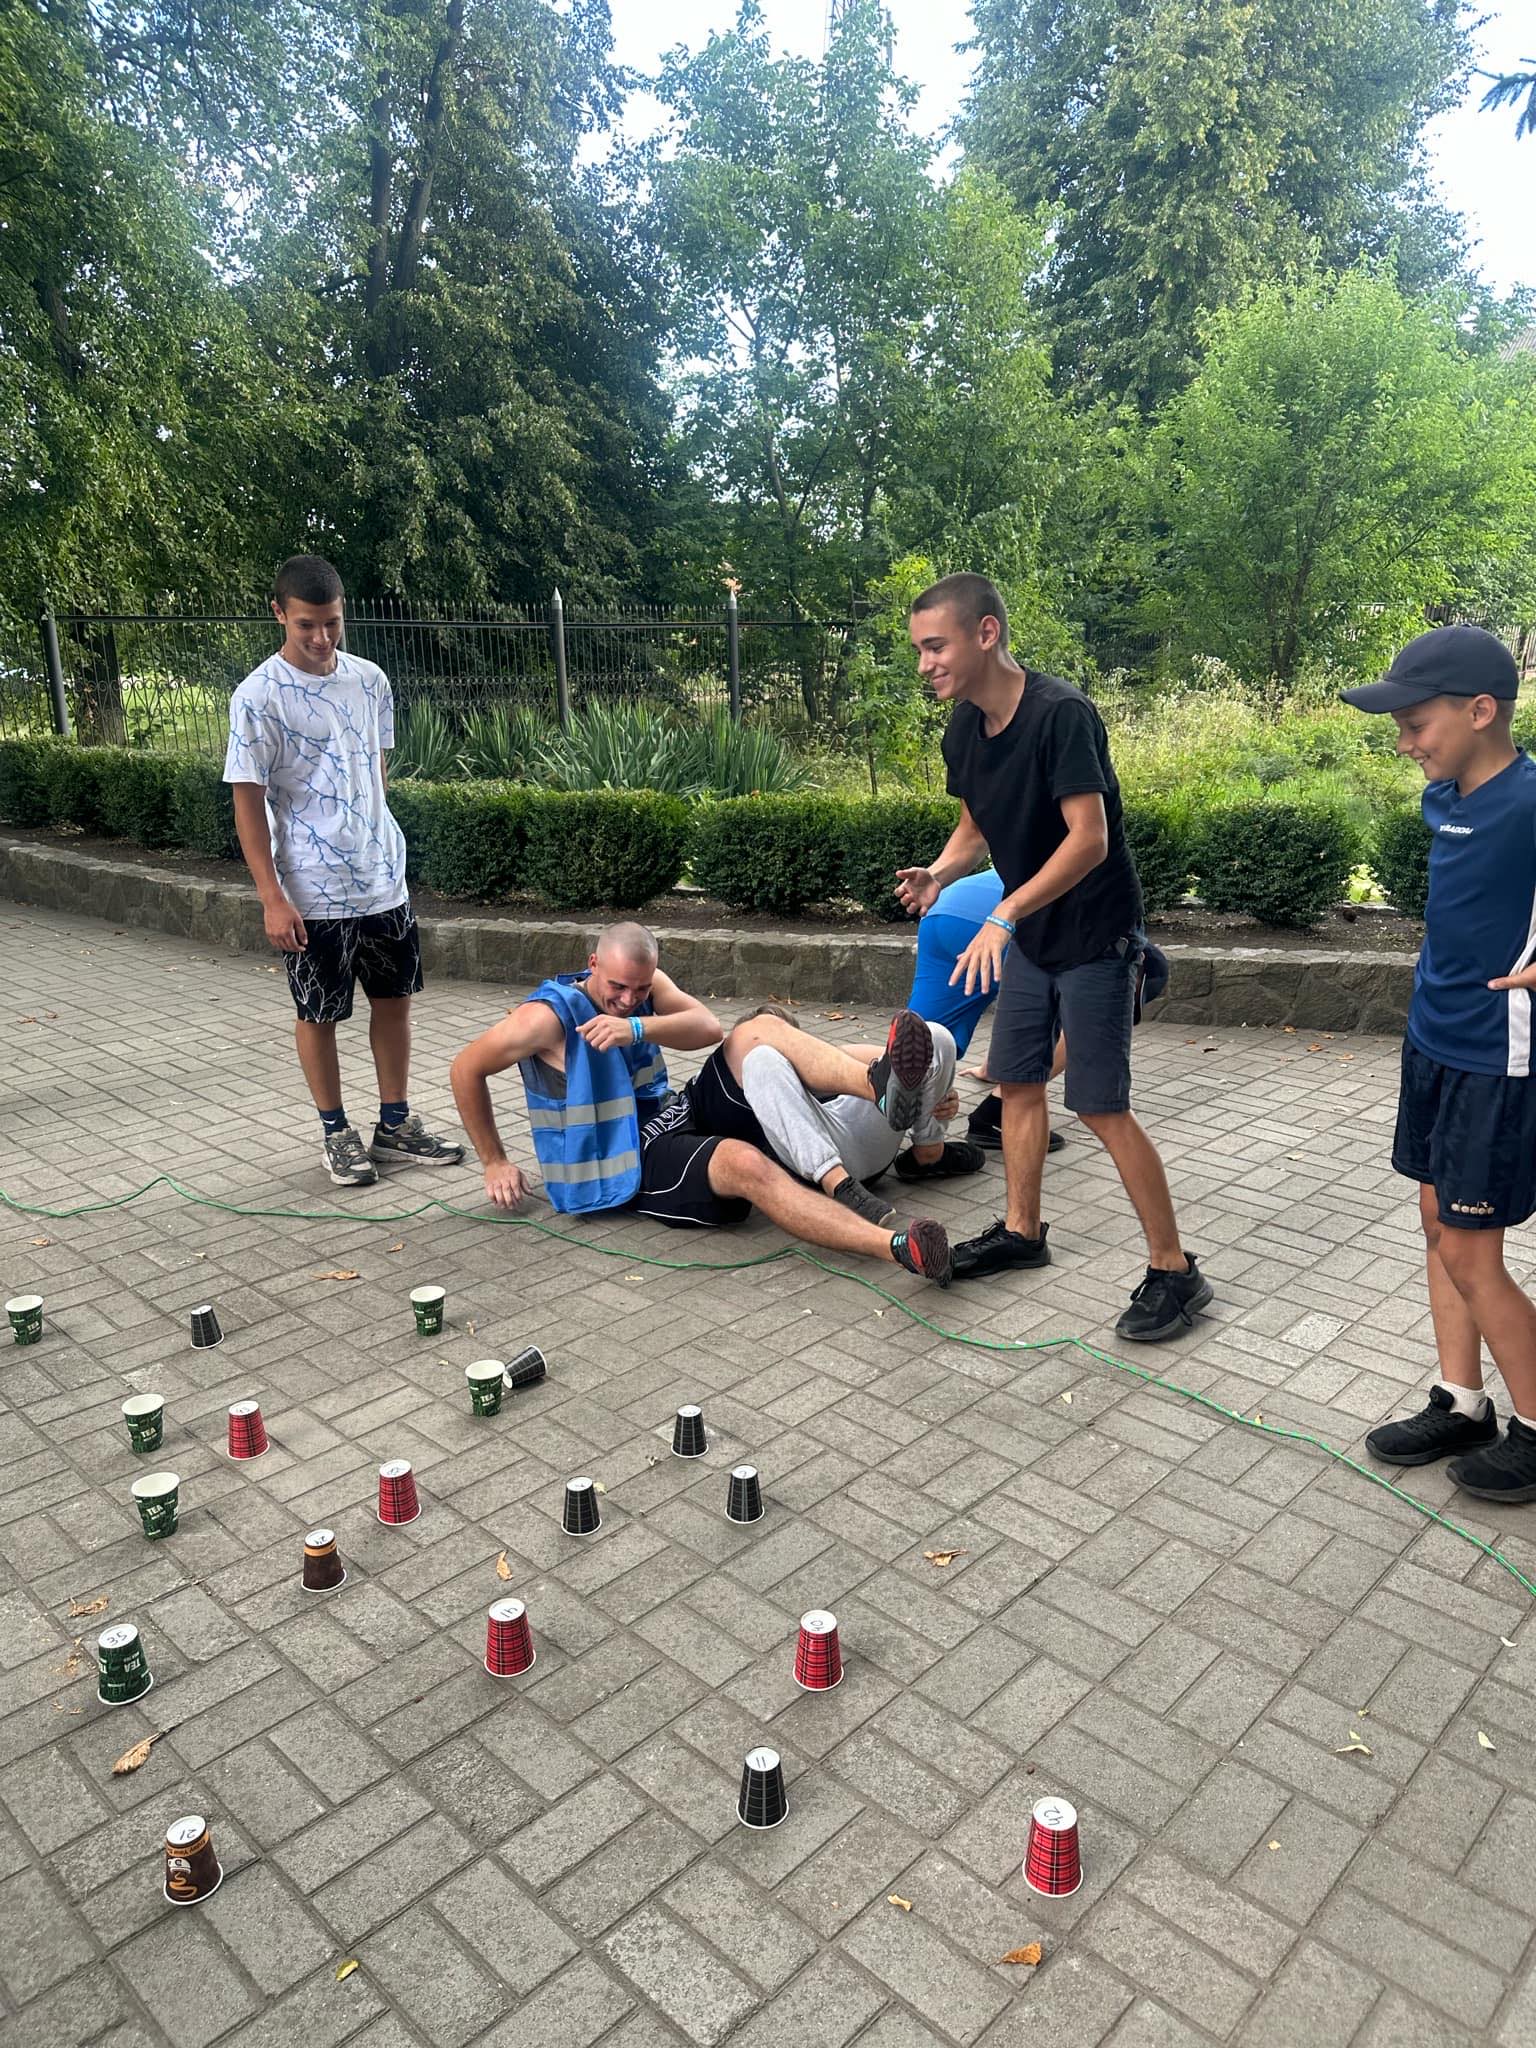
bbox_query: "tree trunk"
[393,0,465,297]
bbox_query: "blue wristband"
[985,913,1016,936]
[630,1016,645,1044]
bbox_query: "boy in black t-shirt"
[897,573,1212,1341]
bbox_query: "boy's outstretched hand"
[1489,964,1536,992]
[895,867,940,917]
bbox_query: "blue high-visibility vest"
[518,974,670,1213]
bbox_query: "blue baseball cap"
[1340,625,1519,713]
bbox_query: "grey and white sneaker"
[325,1125,379,1187]
[371,1113,465,1168]
[831,1176,897,1228]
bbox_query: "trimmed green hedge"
[1373,803,1431,919]
[843,795,961,922]
[1192,793,1364,928]
[0,737,54,825]
[524,789,690,909]
[690,794,854,915]
[1124,794,1194,915]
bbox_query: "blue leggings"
[906,911,997,1058]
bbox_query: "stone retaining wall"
[1,833,1416,1032]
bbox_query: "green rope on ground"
[5,1175,1533,1602]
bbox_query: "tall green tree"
[966,0,1471,410]
[1140,266,1536,684]
[644,1,1075,716]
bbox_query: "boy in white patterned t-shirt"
[224,554,464,1186]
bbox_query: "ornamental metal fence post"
[39,609,71,737]
[550,587,571,731]
[727,588,741,723]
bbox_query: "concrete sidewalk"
[1,897,1534,2048]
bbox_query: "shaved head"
[596,921,659,969]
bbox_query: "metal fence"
[0,597,857,752]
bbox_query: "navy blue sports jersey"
[1409,750,1536,1078]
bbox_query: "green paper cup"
[122,1394,165,1454]
[410,1285,446,1336]
[130,1471,180,1540]
[466,1361,505,1417]
[96,1622,153,1706]
[5,1295,43,1346]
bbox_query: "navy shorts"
[286,902,423,1024]
[987,934,1141,1114]
[1392,1040,1536,1231]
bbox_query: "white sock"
[1436,1380,1490,1419]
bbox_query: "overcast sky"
[605,0,1535,297]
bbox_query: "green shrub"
[690,794,854,914]
[95,748,181,846]
[0,738,56,824]
[1123,794,1195,914]
[1513,694,1536,755]
[383,778,437,883]
[1373,803,1431,919]
[460,705,552,781]
[391,702,464,781]
[523,789,690,909]
[1191,793,1364,928]
[38,744,108,831]
[842,796,960,921]
[680,709,808,798]
[537,702,696,795]
[171,758,241,860]
[415,781,531,898]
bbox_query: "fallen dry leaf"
[1282,1025,1296,1034]
[112,1733,162,1775]
[593,1480,607,1495]
[1334,1739,1372,1757]
[68,1596,109,1618]
[495,1553,512,1581]
[823,1010,847,1021]
[998,1944,1042,1967]
[1060,1392,1072,1405]
[923,1549,967,1568]
[336,1959,360,1983]
[315,1269,361,1282]
[467,1321,476,1336]
[1500,1636,1516,1649]
[1477,1730,1496,1751]
[1268,1841,1281,1851]
[31,1236,51,1247]
[888,1894,913,1912]
[387,1243,404,1254]
[16,1014,36,1024]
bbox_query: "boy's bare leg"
[1436,1223,1536,1416]
[707,1139,920,1265]
[1419,1184,1486,1393]
[1076,1109,1185,1272]
[368,996,411,1102]
[295,1021,343,1113]
[999,1081,1050,1235]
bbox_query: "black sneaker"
[371,1113,465,1168]
[832,1176,896,1228]
[867,1010,934,1132]
[892,1140,986,1182]
[1449,1417,1536,1503]
[964,1108,1065,1155]
[1114,1255,1213,1341]
[891,1218,953,1288]
[1368,1383,1498,1466]
[951,1218,1051,1281]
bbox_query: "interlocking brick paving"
[2,897,1535,2047]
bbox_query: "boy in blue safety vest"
[448,921,956,1285]
[1343,625,1536,1502]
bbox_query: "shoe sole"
[370,1147,463,1168]
[879,1011,933,1133]
[1448,1467,1536,1504]
[952,1244,1052,1281]
[893,1154,986,1183]
[1366,1435,1497,1468]
[1116,1276,1214,1341]
[901,1218,953,1288]
[327,1166,379,1187]
[963,1129,1066,1155]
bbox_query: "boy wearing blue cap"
[1343,625,1536,1501]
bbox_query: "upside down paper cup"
[301,1527,346,1592]
[96,1623,153,1707]
[562,1476,601,1536]
[163,1815,222,1906]
[377,1459,421,1525]
[485,1598,536,1677]
[226,1401,268,1459]
[793,1609,842,1691]
[189,1305,222,1350]
[6,1295,43,1345]
[726,1465,764,1524]
[1023,1796,1082,1897]
[503,1346,547,1392]
[671,1405,707,1458]
[737,1747,788,1830]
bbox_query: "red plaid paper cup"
[226,1401,269,1459]
[793,1608,843,1691]
[485,1597,536,1677]
[377,1458,421,1525]
[1023,1796,1082,1896]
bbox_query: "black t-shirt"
[941,670,1143,972]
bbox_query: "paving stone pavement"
[3,896,1536,2048]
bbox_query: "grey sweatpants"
[739,1025,957,1185]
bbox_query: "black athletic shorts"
[286,901,424,1024]
[1392,1039,1536,1231]
[632,1085,751,1230]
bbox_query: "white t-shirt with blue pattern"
[223,652,408,920]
